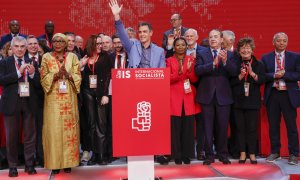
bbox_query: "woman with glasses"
[231,37,265,164]
[167,37,200,165]
[40,33,81,174]
[79,35,111,166]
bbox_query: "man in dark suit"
[37,20,54,49]
[195,29,238,165]
[0,36,39,177]
[0,20,27,49]
[262,32,300,165]
[162,13,188,51]
[25,35,44,167]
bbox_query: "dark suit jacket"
[231,56,265,109]
[0,33,27,49]
[0,56,40,115]
[81,52,112,100]
[109,52,129,69]
[262,50,300,108]
[165,44,206,59]
[195,47,238,105]
[162,26,188,50]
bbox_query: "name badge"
[19,82,30,97]
[184,79,192,94]
[59,79,68,94]
[278,79,287,90]
[244,82,250,97]
[89,75,97,89]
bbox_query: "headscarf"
[52,33,68,44]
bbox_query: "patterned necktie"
[213,50,218,59]
[276,53,282,72]
[17,59,24,82]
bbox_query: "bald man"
[38,20,55,48]
[0,20,27,49]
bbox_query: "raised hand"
[109,0,123,20]
[80,55,88,68]
[219,49,227,64]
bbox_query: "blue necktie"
[213,50,218,59]
[17,59,25,82]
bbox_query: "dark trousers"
[106,95,113,158]
[4,97,36,168]
[201,101,230,160]
[195,112,205,155]
[35,100,44,162]
[266,89,299,156]
[228,107,239,158]
[234,108,258,154]
[82,88,107,154]
[79,94,90,151]
[171,108,195,159]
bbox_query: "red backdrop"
[1,0,300,156]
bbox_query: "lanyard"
[87,55,99,75]
[15,61,28,82]
[116,53,126,69]
[242,59,253,82]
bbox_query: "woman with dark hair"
[231,37,265,164]
[80,35,111,166]
[166,37,200,164]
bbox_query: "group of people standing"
[0,0,299,178]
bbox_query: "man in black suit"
[25,35,44,167]
[0,36,39,177]
[195,29,238,165]
[162,13,188,51]
[105,34,128,163]
[262,32,300,165]
[37,20,54,49]
[0,20,27,49]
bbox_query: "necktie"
[32,56,38,65]
[117,55,122,69]
[213,50,218,59]
[276,54,282,71]
[17,59,24,82]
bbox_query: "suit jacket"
[165,44,206,59]
[231,56,265,109]
[115,20,166,68]
[162,27,188,50]
[81,52,111,100]
[0,33,27,49]
[0,56,40,115]
[262,50,300,108]
[195,47,238,105]
[167,55,201,116]
[109,52,129,69]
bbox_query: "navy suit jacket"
[162,27,188,50]
[262,51,300,108]
[195,47,238,105]
[115,20,165,68]
[0,56,40,115]
[0,33,27,49]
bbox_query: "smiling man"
[195,29,238,165]
[109,0,165,68]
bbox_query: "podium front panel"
[112,68,170,156]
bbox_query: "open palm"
[109,0,123,16]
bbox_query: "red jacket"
[167,55,201,116]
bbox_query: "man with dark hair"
[109,0,165,68]
[195,29,237,165]
[38,20,54,49]
[162,13,188,51]
[0,20,27,49]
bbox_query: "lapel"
[269,52,276,73]
[284,51,291,70]
[207,48,213,63]
[136,41,142,58]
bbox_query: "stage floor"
[0,158,299,180]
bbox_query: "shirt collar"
[11,33,19,37]
[275,50,285,57]
[28,53,39,59]
[14,55,24,61]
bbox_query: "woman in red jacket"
[167,37,201,164]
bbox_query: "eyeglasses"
[96,42,103,46]
[240,46,252,50]
[52,40,65,44]
[170,19,179,23]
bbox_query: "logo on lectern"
[116,70,131,79]
[132,101,151,131]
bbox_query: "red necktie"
[117,55,122,69]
